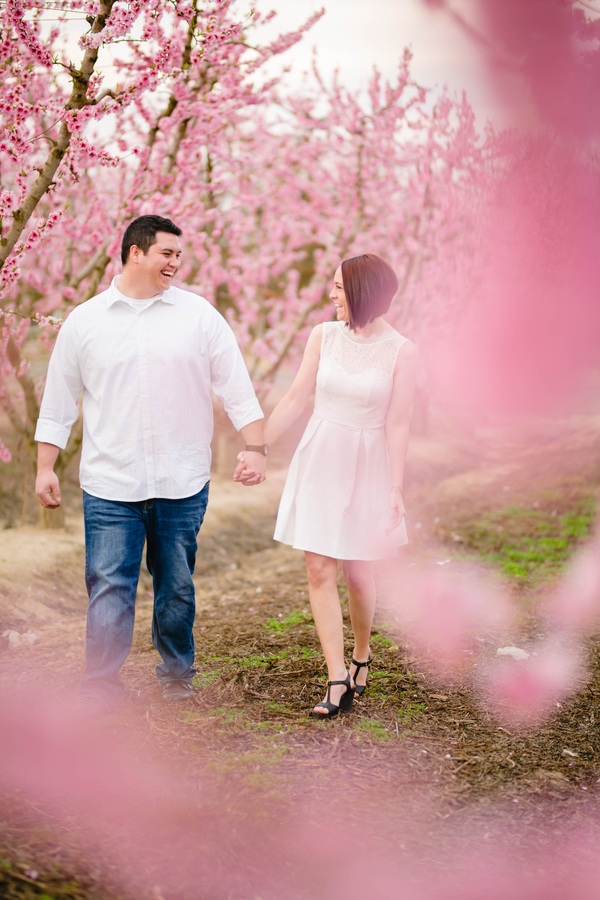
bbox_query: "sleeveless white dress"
[274,320,409,560]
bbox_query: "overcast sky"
[259,0,499,123]
[47,1,500,122]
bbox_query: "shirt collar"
[107,276,176,307]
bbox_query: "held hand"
[232,452,247,482]
[385,486,405,535]
[232,451,266,486]
[35,470,62,509]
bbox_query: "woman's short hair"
[340,253,398,329]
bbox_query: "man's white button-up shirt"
[35,278,263,501]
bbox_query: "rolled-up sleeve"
[207,312,263,431]
[34,315,83,449]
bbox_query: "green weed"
[457,496,596,587]
[204,653,236,665]
[364,672,395,701]
[264,609,312,634]
[398,700,426,728]
[370,633,395,650]
[251,720,280,733]
[265,701,294,714]
[298,646,319,660]
[206,706,245,725]
[202,650,290,671]
[192,670,220,688]
[240,651,288,668]
[355,719,391,742]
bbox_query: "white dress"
[274,320,409,560]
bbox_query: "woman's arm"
[264,324,323,446]
[232,325,322,483]
[384,340,420,533]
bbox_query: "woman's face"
[330,266,348,322]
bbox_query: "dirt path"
[2,435,600,898]
[0,473,289,684]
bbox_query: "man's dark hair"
[340,253,399,330]
[121,215,182,265]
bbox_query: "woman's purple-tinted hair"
[340,253,399,329]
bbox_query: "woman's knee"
[305,553,337,589]
[343,562,374,595]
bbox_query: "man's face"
[134,231,182,294]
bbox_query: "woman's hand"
[386,486,405,535]
[233,451,266,486]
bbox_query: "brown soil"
[2,420,600,898]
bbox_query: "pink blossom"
[544,535,600,634]
[427,138,600,418]
[0,0,490,479]
[379,564,514,682]
[24,229,41,250]
[3,684,600,898]
[479,638,586,729]
[35,315,62,330]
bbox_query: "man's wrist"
[245,444,269,457]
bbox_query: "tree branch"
[0,0,118,269]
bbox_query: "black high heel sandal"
[309,673,354,719]
[350,656,372,697]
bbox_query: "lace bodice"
[313,321,407,429]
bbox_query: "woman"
[240,254,418,718]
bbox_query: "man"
[35,215,267,713]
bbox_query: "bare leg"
[343,560,376,691]
[305,551,349,714]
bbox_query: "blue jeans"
[81,486,209,702]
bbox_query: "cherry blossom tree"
[0,0,323,491]
[0,0,489,521]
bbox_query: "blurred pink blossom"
[428,139,600,418]
[3,685,600,897]
[543,532,600,634]
[420,1,600,419]
[479,637,586,729]
[380,565,514,681]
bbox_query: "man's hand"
[35,469,62,508]
[233,451,266,486]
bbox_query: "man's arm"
[34,313,83,509]
[35,442,62,508]
[205,309,266,486]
